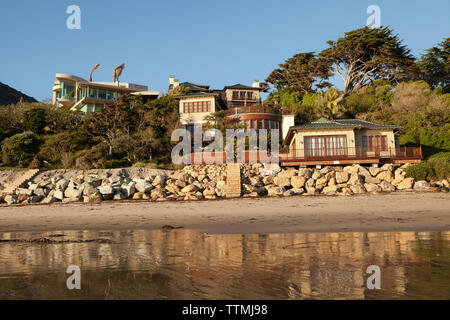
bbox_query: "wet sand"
[0,192,449,234]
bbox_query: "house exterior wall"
[281,115,295,140]
[179,96,217,125]
[224,89,261,102]
[288,129,356,158]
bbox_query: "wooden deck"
[279,146,422,167]
[184,147,422,166]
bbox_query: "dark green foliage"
[405,162,434,181]
[74,144,109,170]
[82,94,179,166]
[319,26,415,94]
[23,106,47,134]
[1,131,40,167]
[38,131,89,168]
[0,94,179,169]
[405,152,450,181]
[417,38,449,93]
[266,52,332,94]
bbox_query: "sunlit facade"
[52,73,159,113]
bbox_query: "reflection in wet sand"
[0,230,449,299]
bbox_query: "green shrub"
[109,159,131,168]
[405,162,434,181]
[23,106,47,134]
[39,131,88,167]
[428,152,450,180]
[1,131,40,167]
[74,144,108,170]
[406,152,450,181]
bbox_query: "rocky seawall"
[0,164,449,206]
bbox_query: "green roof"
[175,92,219,99]
[290,117,399,130]
[180,82,211,92]
[223,84,261,90]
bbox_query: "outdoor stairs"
[226,164,241,198]
[1,169,40,195]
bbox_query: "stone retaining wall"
[0,164,448,205]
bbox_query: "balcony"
[224,105,293,117]
[279,146,423,166]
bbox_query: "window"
[305,135,347,158]
[183,101,211,113]
[257,120,263,130]
[98,90,106,100]
[60,81,75,99]
[89,88,97,98]
[381,136,387,150]
[264,120,269,129]
[362,135,388,151]
[247,92,253,100]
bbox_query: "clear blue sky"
[0,0,449,101]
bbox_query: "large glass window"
[107,91,114,100]
[98,90,106,100]
[264,120,270,129]
[60,81,75,99]
[305,135,347,157]
[89,88,97,98]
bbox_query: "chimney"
[174,79,180,88]
[169,75,175,86]
[252,80,260,88]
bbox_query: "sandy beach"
[0,192,449,234]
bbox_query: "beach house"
[280,118,422,166]
[52,73,159,113]
[170,76,295,140]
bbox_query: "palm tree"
[315,88,344,119]
[113,64,125,87]
[88,64,100,82]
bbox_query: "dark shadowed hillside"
[0,82,37,106]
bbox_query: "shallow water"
[0,229,449,300]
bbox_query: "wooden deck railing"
[224,105,293,116]
[280,146,422,162]
[183,146,422,165]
